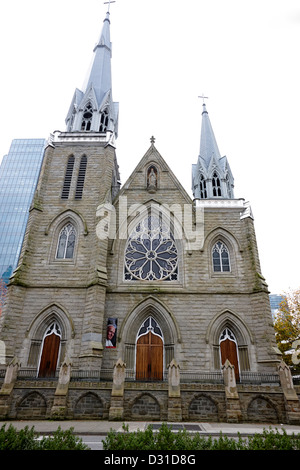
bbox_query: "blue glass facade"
[269,294,285,320]
[0,139,46,284]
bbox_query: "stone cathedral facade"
[0,11,299,423]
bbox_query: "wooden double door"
[136,331,163,381]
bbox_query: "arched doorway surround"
[118,297,181,380]
[24,303,75,375]
[205,309,254,380]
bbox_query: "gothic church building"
[0,11,299,423]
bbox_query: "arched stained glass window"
[124,215,178,281]
[56,223,76,259]
[137,317,163,340]
[212,241,230,272]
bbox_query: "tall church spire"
[192,102,234,199]
[65,10,119,141]
[199,103,221,165]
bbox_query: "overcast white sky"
[0,0,299,295]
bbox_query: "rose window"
[124,215,178,281]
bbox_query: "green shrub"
[247,427,300,450]
[103,423,300,451]
[0,424,89,450]
[38,427,89,450]
[0,424,38,450]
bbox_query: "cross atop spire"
[198,94,209,104]
[104,0,116,12]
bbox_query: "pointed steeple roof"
[199,103,221,166]
[192,102,234,199]
[84,11,113,107]
[65,10,118,139]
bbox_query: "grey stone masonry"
[0,141,296,423]
[0,139,119,371]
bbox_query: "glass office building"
[0,139,46,284]
[269,294,286,320]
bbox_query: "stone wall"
[0,380,292,423]
[0,141,283,424]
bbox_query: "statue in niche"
[147,165,158,193]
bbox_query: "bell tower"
[0,7,120,372]
[65,11,119,144]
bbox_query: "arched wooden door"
[220,328,240,382]
[38,323,61,378]
[136,317,164,381]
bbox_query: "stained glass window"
[137,317,163,339]
[124,215,178,281]
[212,241,230,272]
[56,224,76,259]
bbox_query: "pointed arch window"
[99,108,109,132]
[137,317,163,339]
[212,171,222,197]
[212,241,230,272]
[75,156,87,199]
[124,214,178,281]
[200,174,207,198]
[81,102,93,131]
[61,155,75,199]
[56,223,76,259]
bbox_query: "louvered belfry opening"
[61,155,75,199]
[75,156,87,199]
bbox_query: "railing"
[17,368,59,380]
[180,371,224,384]
[71,369,102,381]
[5,367,281,386]
[239,372,280,385]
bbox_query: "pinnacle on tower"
[192,102,234,199]
[65,10,119,140]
